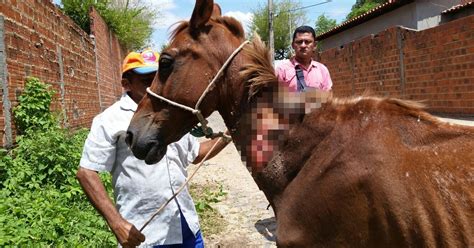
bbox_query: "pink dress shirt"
[276,58,333,92]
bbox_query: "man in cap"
[77,49,230,247]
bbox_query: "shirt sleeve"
[276,64,286,84]
[185,134,200,165]
[321,65,333,91]
[79,116,116,172]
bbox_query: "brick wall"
[0,0,125,147]
[319,15,474,116]
[90,7,126,111]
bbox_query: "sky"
[53,0,356,50]
[150,0,356,49]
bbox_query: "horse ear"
[190,0,214,30]
[212,3,222,18]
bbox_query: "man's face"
[123,72,156,103]
[292,32,315,60]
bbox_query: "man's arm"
[321,64,333,91]
[193,136,231,164]
[275,63,285,83]
[76,167,145,247]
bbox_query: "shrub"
[61,0,156,50]
[13,77,57,133]
[0,77,114,246]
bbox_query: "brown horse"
[126,0,474,246]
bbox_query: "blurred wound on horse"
[126,0,474,247]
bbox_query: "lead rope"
[146,40,250,142]
[139,136,225,232]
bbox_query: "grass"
[189,182,228,236]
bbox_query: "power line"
[279,0,332,14]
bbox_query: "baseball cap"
[122,49,159,75]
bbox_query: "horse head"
[126,0,249,164]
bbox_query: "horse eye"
[159,56,174,69]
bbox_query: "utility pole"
[268,0,275,63]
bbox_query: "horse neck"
[218,84,344,208]
[217,85,302,206]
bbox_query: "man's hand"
[77,168,145,247]
[193,131,231,164]
[112,218,145,248]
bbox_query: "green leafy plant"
[346,0,386,21]
[249,0,308,59]
[190,183,228,235]
[314,14,337,36]
[13,77,57,133]
[193,184,227,213]
[0,77,114,246]
[61,0,156,50]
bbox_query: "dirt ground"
[188,112,473,247]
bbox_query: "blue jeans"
[153,213,204,248]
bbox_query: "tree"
[249,0,307,60]
[346,0,386,21]
[61,0,157,50]
[314,14,337,36]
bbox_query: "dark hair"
[122,70,135,80]
[292,25,316,42]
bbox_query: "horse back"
[273,99,474,247]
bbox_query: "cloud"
[224,11,254,34]
[153,0,186,29]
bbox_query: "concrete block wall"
[319,15,474,116]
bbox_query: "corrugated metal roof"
[442,1,474,14]
[316,0,414,41]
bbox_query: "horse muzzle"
[125,127,167,164]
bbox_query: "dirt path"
[189,113,277,247]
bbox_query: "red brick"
[1,0,124,147]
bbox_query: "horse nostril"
[125,131,133,147]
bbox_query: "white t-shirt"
[80,93,201,247]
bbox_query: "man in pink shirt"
[276,26,333,92]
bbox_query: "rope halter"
[145,40,250,142]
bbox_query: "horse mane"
[213,16,245,38]
[240,34,278,99]
[169,21,189,42]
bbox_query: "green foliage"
[190,183,227,236]
[249,0,308,60]
[346,0,386,21]
[60,0,108,33]
[314,14,338,51]
[61,0,157,50]
[103,5,154,50]
[0,179,115,246]
[0,77,115,246]
[13,77,57,133]
[314,14,337,36]
[193,184,227,214]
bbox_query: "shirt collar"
[119,93,138,112]
[291,57,317,69]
